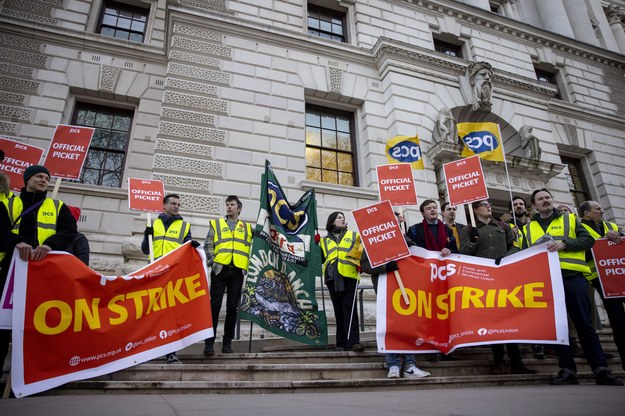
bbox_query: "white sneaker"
[387,366,400,378]
[403,365,430,378]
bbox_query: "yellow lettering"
[524,283,547,308]
[185,273,207,300]
[462,287,485,309]
[74,298,101,332]
[436,293,449,320]
[33,300,72,335]
[126,290,148,319]
[392,288,416,315]
[108,295,128,325]
[167,279,190,305]
[497,285,524,308]
[146,287,163,314]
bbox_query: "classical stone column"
[565,0,600,46]
[535,0,575,38]
[606,5,625,54]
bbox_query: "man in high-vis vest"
[141,193,194,364]
[579,200,625,371]
[521,189,622,386]
[0,165,77,376]
[203,195,252,355]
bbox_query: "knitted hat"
[68,206,81,222]
[23,165,50,185]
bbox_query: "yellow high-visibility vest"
[581,221,618,281]
[0,197,62,262]
[523,213,590,274]
[320,230,362,280]
[211,218,253,270]
[152,218,190,259]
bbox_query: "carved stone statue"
[432,107,457,143]
[520,125,542,161]
[467,61,494,112]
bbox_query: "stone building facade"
[1,0,625,330]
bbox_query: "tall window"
[305,106,356,186]
[560,156,591,208]
[72,103,133,188]
[434,38,463,58]
[535,66,563,100]
[307,4,346,42]
[97,1,149,43]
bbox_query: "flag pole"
[498,124,516,225]
[395,206,410,305]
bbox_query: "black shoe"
[203,343,215,356]
[351,343,364,352]
[511,365,538,374]
[334,346,345,351]
[533,351,546,360]
[491,361,507,375]
[595,368,624,386]
[441,354,460,361]
[550,369,579,385]
[222,345,234,354]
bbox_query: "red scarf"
[423,219,447,251]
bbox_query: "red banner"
[0,138,45,192]
[10,243,212,398]
[128,178,165,212]
[376,163,417,206]
[376,245,568,354]
[43,124,94,179]
[592,239,625,298]
[352,201,410,268]
[443,155,488,207]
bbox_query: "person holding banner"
[460,199,536,375]
[0,165,77,372]
[320,212,364,352]
[142,193,194,364]
[203,195,253,355]
[521,189,623,386]
[579,200,625,371]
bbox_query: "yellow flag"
[385,135,424,170]
[458,122,505,162]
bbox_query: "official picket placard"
[11,243,212,398]
[376,163,418,206]
[352,200,410,268]
[0,138,45,192]
[592,239,625,298]
[128,178,165,212]
[43,124,95,179]
[443,155,489,206]
[376,245,568,355]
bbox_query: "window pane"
[94,113,113,129]
[91,130,110,148]
[129,33,144,42]
[131,21,145,32]
[306,128,321,146]
[337,153,352,171]
[114,30,130,40]
[102,15,118,26]
[337,133,351,151]
[100,27,115,37]
[322,150,337,170]
[306,148,321,168]
[306,167,322,182]
[322,170,337,184]
[321,115,335,130]
[306,111,320,127]
[338,172,353,186]
[322,130,337,149]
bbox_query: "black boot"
[203,338,215,356]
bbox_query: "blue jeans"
[555,272,607,373]
[386,353,416,369]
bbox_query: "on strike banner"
[376,245,568,354]
[0,138,45,192]
[592,239,625,298]
[443,155,488,207]
[128,178,165,212]
[43,124,94,179]
[376,163,417,206]
[352,200,410,268]
[11,242,212,398]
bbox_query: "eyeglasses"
[476,202,491,208]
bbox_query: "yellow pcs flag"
[385,135,424,170]
[458,122,505,162]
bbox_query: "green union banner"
[240,161,328,346]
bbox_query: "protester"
[65,205,90,266]
[142,193,194,364]
[521,188,622,386]
[320,211,364,351]
[203,195,253,355]
[579,200,625,371]
[406,199,458,362]
[557,204,574,216]
[441,202,465,251]
[0,172,14,202]
[0,165,77,373]
[460,199,536,375]
[360,242,430,379]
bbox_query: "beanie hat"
[68,206,81,222]
[23,165,50,185]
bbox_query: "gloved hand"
[191,240,201,248]
[385,261,399,273]
[469,227,480,243]
[494,257,503,265]
[144,226,153,236]
[315,232,321,244]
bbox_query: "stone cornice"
[390,0,625,69]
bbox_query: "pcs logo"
[267,180,308,234]
[388,140,422,163]
[461,131,500,154]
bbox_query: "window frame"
[305,104,358,187]
[560,156,592,209]
[534,65,567,101]
[70,102,134,189]
[96,0,150,43]
[306,3,347,43]
[433,38,464,58]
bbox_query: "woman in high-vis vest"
[320,211,363,351]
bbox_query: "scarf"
[423,219,447,251]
